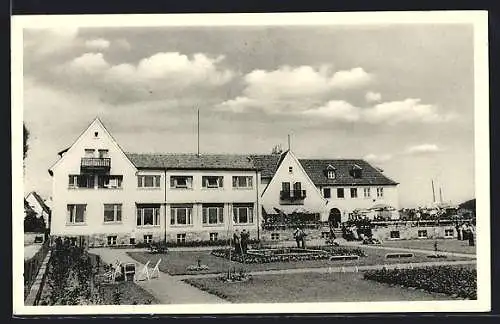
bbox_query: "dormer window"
[350,164,363,179]
[326,165,336,179]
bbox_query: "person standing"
[455,223,462,241]
[468,224,475,247]
[240,229,249,254]
[293,227,306,248]
[233,229,241,254]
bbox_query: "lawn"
[183,272,458,303]
[126,246,472,276]
[99,281,159,305]
[381,239,476,254]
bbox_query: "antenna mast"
[431,180,436,204]
[197,108,200,157]
[288,134,291,151]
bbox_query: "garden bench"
[329,255,359,261]
[385,253,414,259]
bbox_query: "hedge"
[363,265,477,299]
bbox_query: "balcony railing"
[280,190,307,200]
[81,157,111,172]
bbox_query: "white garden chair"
[149,258,162,279]
[103,261,122,283]
[134,260,151,281]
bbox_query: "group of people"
[456,222,476,246]
[233,229,250,254]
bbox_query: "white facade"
[25,192,51,229]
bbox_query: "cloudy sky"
[22,23,475,207]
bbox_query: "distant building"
[25,191,51,229]
[48,117,400,246]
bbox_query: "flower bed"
[363,265,477,299]
[211,246,366,264]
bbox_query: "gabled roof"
[26,191,51,214]
[126,153,258,170]
[298,159,398,186]
[248,154,282,178]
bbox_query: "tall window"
[350,188,358,198]
[363,187,371,198]
[170,176,193,189]
[170,204,193,226]
[202,204,224,225]
[281,182,290,192]
[98,149,109,158]
[337,188,345,198]
[67,204,86,224]
[323,188,331,198]
[232,176,253,189]
[104,204,122,223]
[68,175,95,189]
[137,175,161,188]
[233,203,254,224]
[377,187,384,198]
[98,175,123,189]
[136,205,161,226]
[84,149,95,158]
[107,236,117,246]
[202,176,224,189]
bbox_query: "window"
[445,229,454,238]
[98,175,123,189]
[337,188,345,198]
[323,188,331,198]
[136,205,161,226]
[94,131,99,137]
[107,236,117,246]
[350,164,363,178]
[289,166,293,173]
[143,234,153,244]
[232,176,253,189]
[293,182,302,192]
[282,182,290,192]
[68,175,95,189]
[177,233,186,243]
[390,230,400,239]
[170,176,193,189]
[170,205,193,226]
[202,204,224,225]
[209,233,218,241]
[130,238,136,245]
[98,149,109,158]
[138,175,161,188]
[350,188,358,198]
[202,176,224,189]
[67,204,86,224]
[104,204,122,223]
[377,187,384,198]
[363,188,371,198]
[233,203,254,224]
[271,233,280,241]
[418,230,428,238]
[327,170,336,179]
[84,149,95,158]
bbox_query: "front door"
[329,208,342,228]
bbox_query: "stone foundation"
[372,225,457,240]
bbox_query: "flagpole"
[197,108,200,157]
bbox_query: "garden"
[183,271,458,303]
[363,265,477,299]
[381,239,476,255]
[126,245,472,276]
[36,239,158,305]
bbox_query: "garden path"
[91,248,229,304]
[342,242,477,259]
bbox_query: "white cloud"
[302,100,360,121]
[56,51,234,102]
[364,153,393,163]
[365,91,382,103]
[217,65,372,113]
[24,27,80,57]
[114,38,131,51]
[406,144,441,154]
[85,38,110,50]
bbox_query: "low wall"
[372,225,457,240]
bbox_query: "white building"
[25,191,51,229]
[48,118,399,246]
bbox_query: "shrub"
[364,266,476,299]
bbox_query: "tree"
[271,144,283,155]
[23,123,29,160]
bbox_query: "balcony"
[81,157,111,173]
[280,190,307,201]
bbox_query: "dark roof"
[249,154,282,178]
[298,159,398,186]
[125,153,258,170]
[28,192,51,214]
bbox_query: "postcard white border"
[12,11,490,315]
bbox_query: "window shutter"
[249,207,254,223]
[218,207,224,223]
[202,208,207,223]
[248,177,253,187]
[187,177,193,189]
[170,177,175,188]
[137,176,142,187]
[219,177,223,187]
[232,176,237,187]
[170,208,175,225]
[155,176,161,187]
[233,207,237,223]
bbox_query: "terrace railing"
[81,157,111,173]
